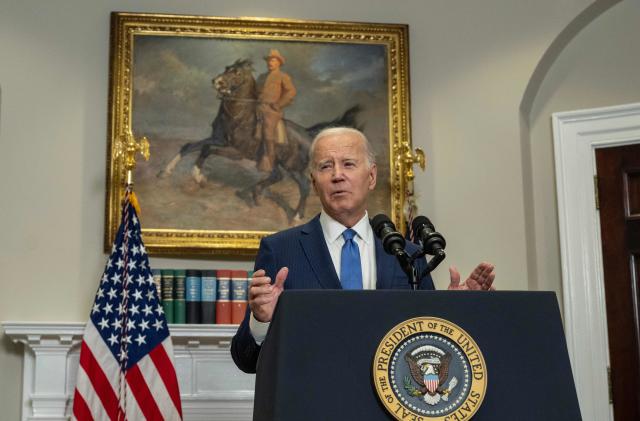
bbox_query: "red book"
[215,270,232,324]
[231,270,249,324]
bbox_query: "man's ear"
[310,171,318,194]
[368,164,377,191]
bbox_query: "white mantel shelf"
[2,321,255,421]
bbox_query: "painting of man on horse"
[131,38,390,232]
[158,55,362,222]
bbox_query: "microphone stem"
[397,252,419,290]
[421,249,446,278]
[409,266,419,291]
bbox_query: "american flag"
[404,186,417,243]
[73,190,182,420]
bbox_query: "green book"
[161,269,175,324]
[174,269,186,324]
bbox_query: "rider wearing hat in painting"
[255,49,297,173]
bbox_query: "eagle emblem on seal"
[403,345,459,406]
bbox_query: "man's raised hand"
[248,267,288,322]
[447,262,495,291]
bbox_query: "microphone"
[371,214,419,289]
[411,216,446,255]
[371,214,406,257]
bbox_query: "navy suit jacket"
[230,215,435,373]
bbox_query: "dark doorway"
[595,143,640,420]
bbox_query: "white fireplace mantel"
[2,322,255,421]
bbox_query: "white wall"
[2,0,636,418]
[528,0,640,304]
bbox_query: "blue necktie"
[340,229,363,289]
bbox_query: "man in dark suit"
[231,127,495,373]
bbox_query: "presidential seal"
[373,317,487,420]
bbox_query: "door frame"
[552,102,640,421]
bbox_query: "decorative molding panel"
[552,102,640,421]
[2,322,254,421]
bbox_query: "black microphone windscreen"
[412,215,434,232]
[371,214,394,237]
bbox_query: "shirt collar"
[319,210,372,245]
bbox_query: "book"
[231,270,249,325]
[174,269,186,324]
[160,269,174,324]
[216,270,232,324]
[201,270,217,324]
[186,270,202,324]
[151,269,162,301]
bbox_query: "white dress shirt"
[249,211,377,344]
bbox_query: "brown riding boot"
[257,135,276,173]
[257,156,273,173]
[284,138,300,169]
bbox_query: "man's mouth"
[331,190,349,197]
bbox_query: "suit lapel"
[299,216,342,289]
[375,236,398,289]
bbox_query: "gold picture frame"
[105,12,417,256]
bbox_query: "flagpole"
[400,141,426,236]
[114,127,150,420]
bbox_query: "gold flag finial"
[114,128,150,187]
[398,140,426,181]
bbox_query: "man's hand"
[249,267,288,322]
[447,262,495,291]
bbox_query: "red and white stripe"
[425,378,439,394]
[72,322,182,420]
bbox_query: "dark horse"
[158,59,362,222]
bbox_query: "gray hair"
[308,127,376,169]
